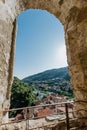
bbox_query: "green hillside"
[22,67,74,98]
[23,67,70,82]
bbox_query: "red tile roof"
[38,108,54,117]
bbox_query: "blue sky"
[14,9,67,79]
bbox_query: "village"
[14,93,74,120]
[12,93,74,130]
[29,93,74,119]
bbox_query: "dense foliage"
[10,77,36,109]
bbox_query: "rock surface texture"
[0,0,87,129]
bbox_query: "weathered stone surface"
[0,0,87,129]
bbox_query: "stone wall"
[0,0,87,129]
[0,119,80,130]
[0,120,66,130]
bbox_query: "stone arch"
[0,0,87,128]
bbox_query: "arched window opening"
[10,9,74,113]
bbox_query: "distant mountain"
[23,67,70,83]
[22,67,74,98]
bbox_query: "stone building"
[0,0,87,129]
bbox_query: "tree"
[10,77,36,109]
